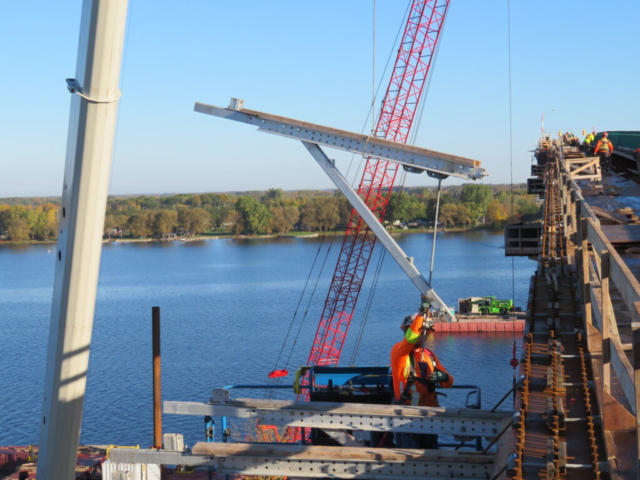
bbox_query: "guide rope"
[506,0,519,377]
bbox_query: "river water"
[0,230,534,447]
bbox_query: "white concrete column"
[38,1,129,478]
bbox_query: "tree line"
[0,184,540,242]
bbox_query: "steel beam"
[195,101,486,180]
[164,398,510,437]
[303,142,455,321]
[110,443,496,479]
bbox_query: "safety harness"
[399,348,439,404]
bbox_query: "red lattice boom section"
[303,0,451,388]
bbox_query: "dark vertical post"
[152,306,162,449]
[601,251,611,395]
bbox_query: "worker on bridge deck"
[390,310,454,449]
[584,132,595,151]
[594,132,614,172]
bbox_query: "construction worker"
[584,132,595,151]
[594,132,614,172]
[391,311,454,449]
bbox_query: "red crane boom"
[306,0,451,371]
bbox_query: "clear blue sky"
[1,1,638,197]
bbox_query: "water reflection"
[0,230,532,446]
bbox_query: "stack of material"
[0,445,106,480]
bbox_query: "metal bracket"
[211,388,230,404]
[65,78,122,103]
[427,171,450,180]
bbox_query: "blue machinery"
[203,365,489,451]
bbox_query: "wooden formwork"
[565,156,602,181]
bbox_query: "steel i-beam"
[164,397,511,437]
[195,101,486,181]
[302,142,455,321]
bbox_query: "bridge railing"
[556,152,640,470]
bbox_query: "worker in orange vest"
[391,311,454,449]
[594,132,614,172]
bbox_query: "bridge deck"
[515,145,640,480]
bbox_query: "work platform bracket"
[164,397,511,437]
[110,442,496,479]
[195,101,486,181]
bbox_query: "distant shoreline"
[0,226,499,246]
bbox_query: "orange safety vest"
[597,139,612,152]
[390,314,454,406]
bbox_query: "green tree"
[185,195,202,208]
[234,197,271,234]
[486,200,509,228]
[453,204,472,227]
[178,208,211,235]
[7,217,30,241]
[40,204,59,240]
[460,184,493,226]
[335,196,352,227]
[1,206,34,239]
[385,192,414,223]
[153,210,179,236]
[268,205,300,234]
[300,197,340,231]
[104,214,128,237]
[426,194,458,221]
[516,196,540,216]
[127,211,155,238]
[104,215,118,238]
[263,188,284,202]
[438,204,458,227]
[137,196,160,210]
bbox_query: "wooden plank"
[588,218,640,309]
[590,206,629,224]
[570,181,597,221]
[590,282,603,331]
[633,322,640,475]
[191,442,495,464]
[580,215,594,329]
[569,158,598,175]
[566,157,599,166]
[590,279,636,412]
[602,251,611,394]
[611,338,636,415]
[601,225,640,244]
[570,174,601,181]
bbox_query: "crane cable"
[506,0,520,384]
[266,233,333,389]
[267,0,410,384]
